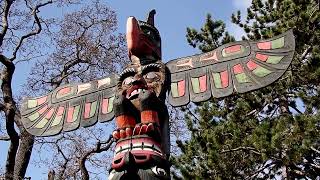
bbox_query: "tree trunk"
[48,170,55,180]
[4,109,19,180]
[1,56,19,180]
[279,95,290,179]
[14,127,34,179]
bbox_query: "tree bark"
[79,136,114,180]
[48,170,55,180]
[0,55,19,180]
[14,126,34,179]
[279,95,290,179]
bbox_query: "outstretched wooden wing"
[20,74,118,136]
[166,30,295,107]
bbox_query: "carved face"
[117,61,166,111]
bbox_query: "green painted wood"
[253,66,272,77]
[212,73,222,89]
[266,56,284,64]
[235,73,251,83]
[191,77,200,93]
[51,115,62,127]
[28,113,39,122]
[107,97,114,113]
[35,118,48,128]
[272,37,284,49]
[171,83,179,97]
[28,100,37,108]
[72,105,80,122]
[89,101,97,117]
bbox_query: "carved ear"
[147,9,156,26]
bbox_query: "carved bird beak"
[126,16,140,59]
[126,14,161,64]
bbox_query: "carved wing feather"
[20,74,118,136]
[166,30,295,107]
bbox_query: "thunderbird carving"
[20,10,295,179]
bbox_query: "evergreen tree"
[172,0,320,179]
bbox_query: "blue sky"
[1,0,251,179]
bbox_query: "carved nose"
[132,75,144,86]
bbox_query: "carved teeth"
[115,141,162,155]
[129,88,144,98]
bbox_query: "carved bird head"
[126,9,162,65]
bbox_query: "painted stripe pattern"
[212,70,229,89]
[233,64,251,83]
[246,60,272,77]
[257,37,285,50]
[66,105,80,123]
[191,75,207,94]
[56,87,74,99]
[84,101,98,119]
[35,108,55,129]
[101,96,115,114]
[222,45,244,57]
[255,53,284,64]
[27,96,47,109]
[28,105,48,122]
[171,80,186,97]
[51,107,65,127]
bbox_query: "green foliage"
[186,14,235,52]
[172,0,320,179]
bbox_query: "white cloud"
[226,22,246,40]
[232,0,252,11]
[228,0,253,40]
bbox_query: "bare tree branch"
[79,135,114,180]
[0,135,10,141]
[10,0,53,61]
[0,0,14,47]
[220,146,261,156]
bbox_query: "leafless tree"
[21,1,127,179]
[0,1,66,179]
[0,0,127,179]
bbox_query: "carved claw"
[112,127,134,140]
[132,123,161,138]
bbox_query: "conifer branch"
[220,146,261,155]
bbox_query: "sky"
[1,0,251,179]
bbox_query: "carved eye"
[123,76,134,85]
[145,72,158,80]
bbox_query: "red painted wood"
[220,70,229,88]
[256,53,269,61]
[199,75,207,92]
[141,110,159,124]
[57,107,65,116]
[101,98,109,114]
[224,45,241,54]
[66,107,74,123]
[257,42,271,50]
[200,51,218,61]
[233,64,244,74]
[247,60,258,70]
[58,87,71,96]
[84,103,91,119]
[45,108,55,119]
[116,115,136,128]
[178,80,185,97]
[38,105,48,114]
[37,96,47,105]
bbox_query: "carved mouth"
[126,85,147,100]
[114,138,163,155]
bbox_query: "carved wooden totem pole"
[20,10,295,179]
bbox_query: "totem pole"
[20,10,295,179]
